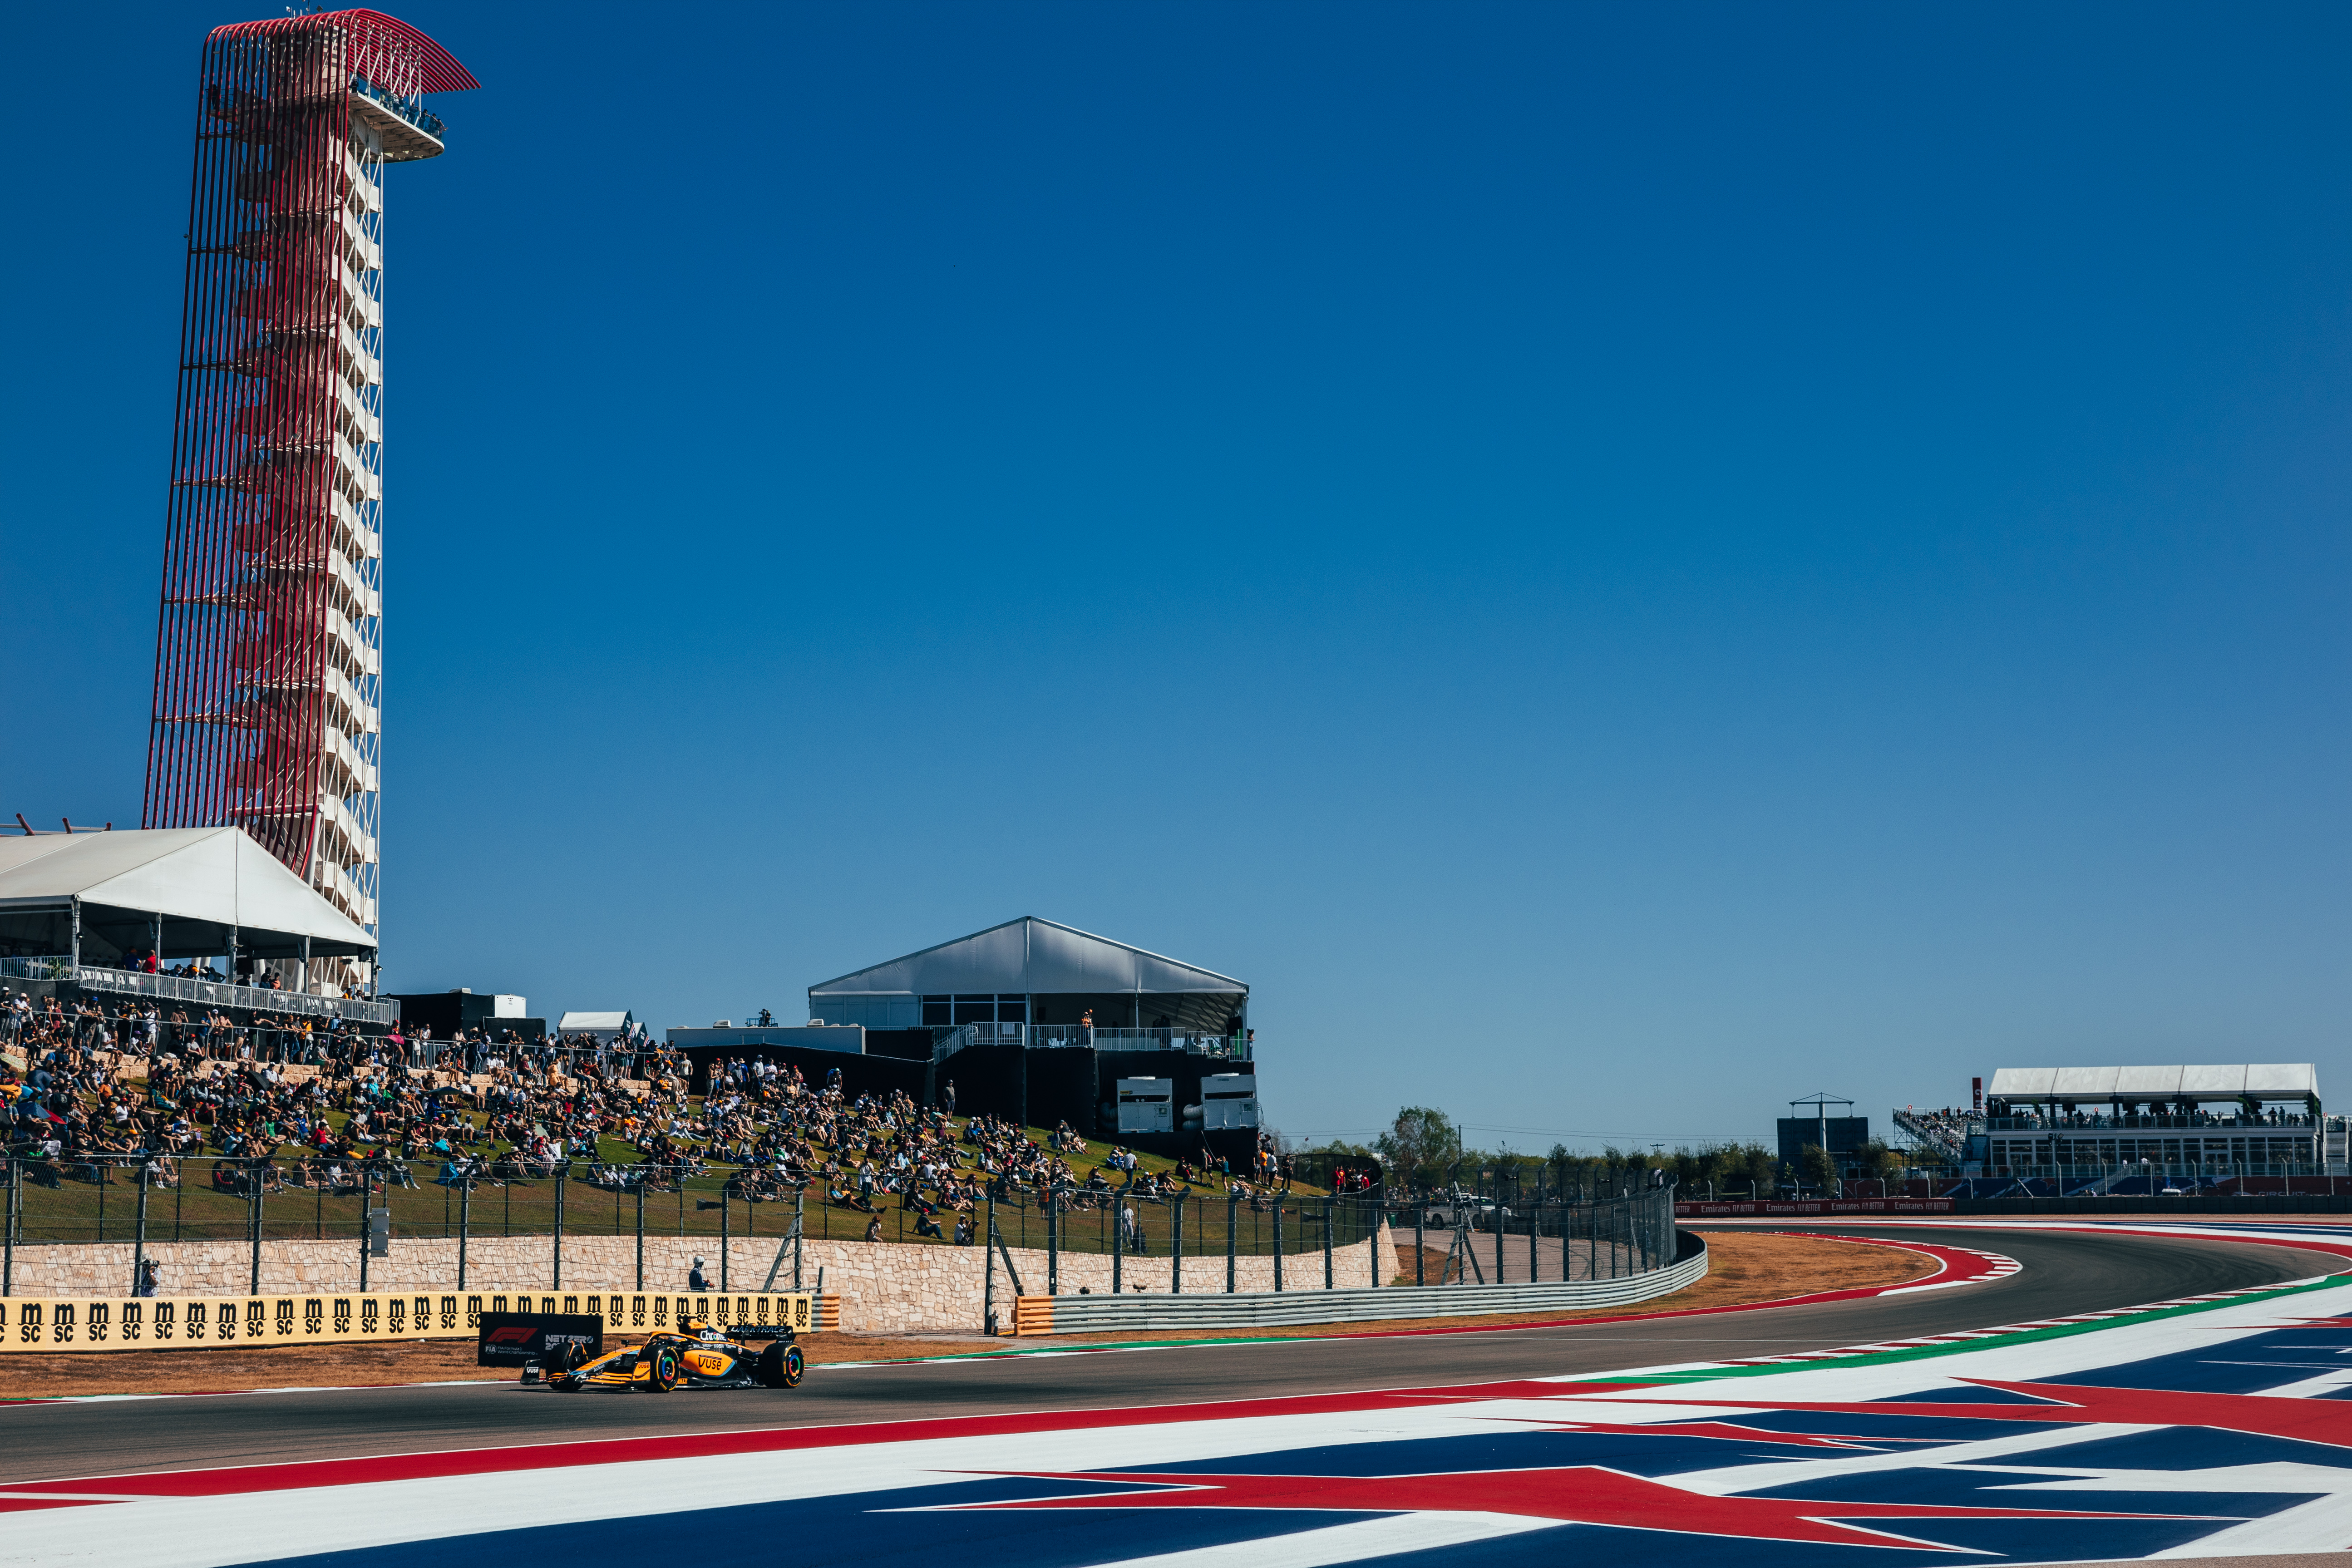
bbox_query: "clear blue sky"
[5,2,2350,1154]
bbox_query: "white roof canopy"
[1988,1063,2317,1102]
[811,916,1246,998]
[557,1011,634,1034]
[0,828,373,959]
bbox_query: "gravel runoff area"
[0,1230,1932,1400]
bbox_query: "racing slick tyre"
[757,1341,805,1389]
[647,1342,681,1392]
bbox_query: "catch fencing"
[1013,1231,1708,1334]
[0,1152,1398,1279]
[1389,1183,1681,1284]
[0,1155,1390,1297]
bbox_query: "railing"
[349,75,444,142]
[0,960,396,1026]
[1987,1113,2317,1130]
[932,1022,1251,1063]
[1951,1161,2345,1182]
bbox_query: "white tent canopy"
[1988,1064,2318,1104]
[810,916,1246,1000]
[557,1011,636,1041]
[0,828,374,961]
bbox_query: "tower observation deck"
[143,10,476,994]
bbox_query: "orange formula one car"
[528,1317,805,1392]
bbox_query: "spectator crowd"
[0,990,1307,1242]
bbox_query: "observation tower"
[143,10,476,993]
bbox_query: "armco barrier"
[0,1289,832,1353]
[1012,1231,1706,1334]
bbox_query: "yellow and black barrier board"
[0,1290,825,1353]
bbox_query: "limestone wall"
[0,1224,1396,1336]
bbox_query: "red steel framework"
[144,10,474,970]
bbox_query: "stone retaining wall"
[0,1224,1396,1336]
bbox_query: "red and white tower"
[144,10,475,991]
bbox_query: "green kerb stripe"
[1577,1276,2346,1386]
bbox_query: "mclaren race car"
[530,1318,805,1392]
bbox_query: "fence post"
[4,1157,15,1297]
[133,1162,150,1297]
[1529,1197,1538,1280]
[1322,1196,1333,1288]
[1415,1198,1424,1286]
[552,1163,566,1288]
[792,1189,803,1292]
[983,1202,996,1334]
[1226,1190,1238,1292]
[720,1186,730,1292]
[458,1176,470,1290]
[249,1158,264,1295]
[1273,1200,1284,1292]
[1111,1190,1124,1295]
[636,1182,646,1291]
[1170,1192,1183,1293]
[1046,1189,1059,1296]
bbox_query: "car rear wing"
[726,1323,795,1340]
[477,1312,605,1367]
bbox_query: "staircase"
[1893,1107,1968,1162]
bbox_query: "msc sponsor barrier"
[0,1289,831,1353]
[1674,1198,1954,1218]
[1012,1230,1707,1334]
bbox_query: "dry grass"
[0,1231,1931,1397]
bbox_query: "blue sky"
[5,2,2351,1152]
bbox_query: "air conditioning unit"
[1201,1073,1259,1130]
[1117,1077,1174,1134]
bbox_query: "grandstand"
[1905,1063,2345,1197]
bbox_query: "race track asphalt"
[0,1222,2323,1484]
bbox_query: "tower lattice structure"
[144,10,475,990]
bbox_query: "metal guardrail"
[932,1023,1251,1064]
[1,960,397,1026]
[1014,1231,1707,1334]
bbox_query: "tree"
[1797,1143,1838,1193]
[1851,1140,1906,1191]
[1376,1107,1458,1191]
